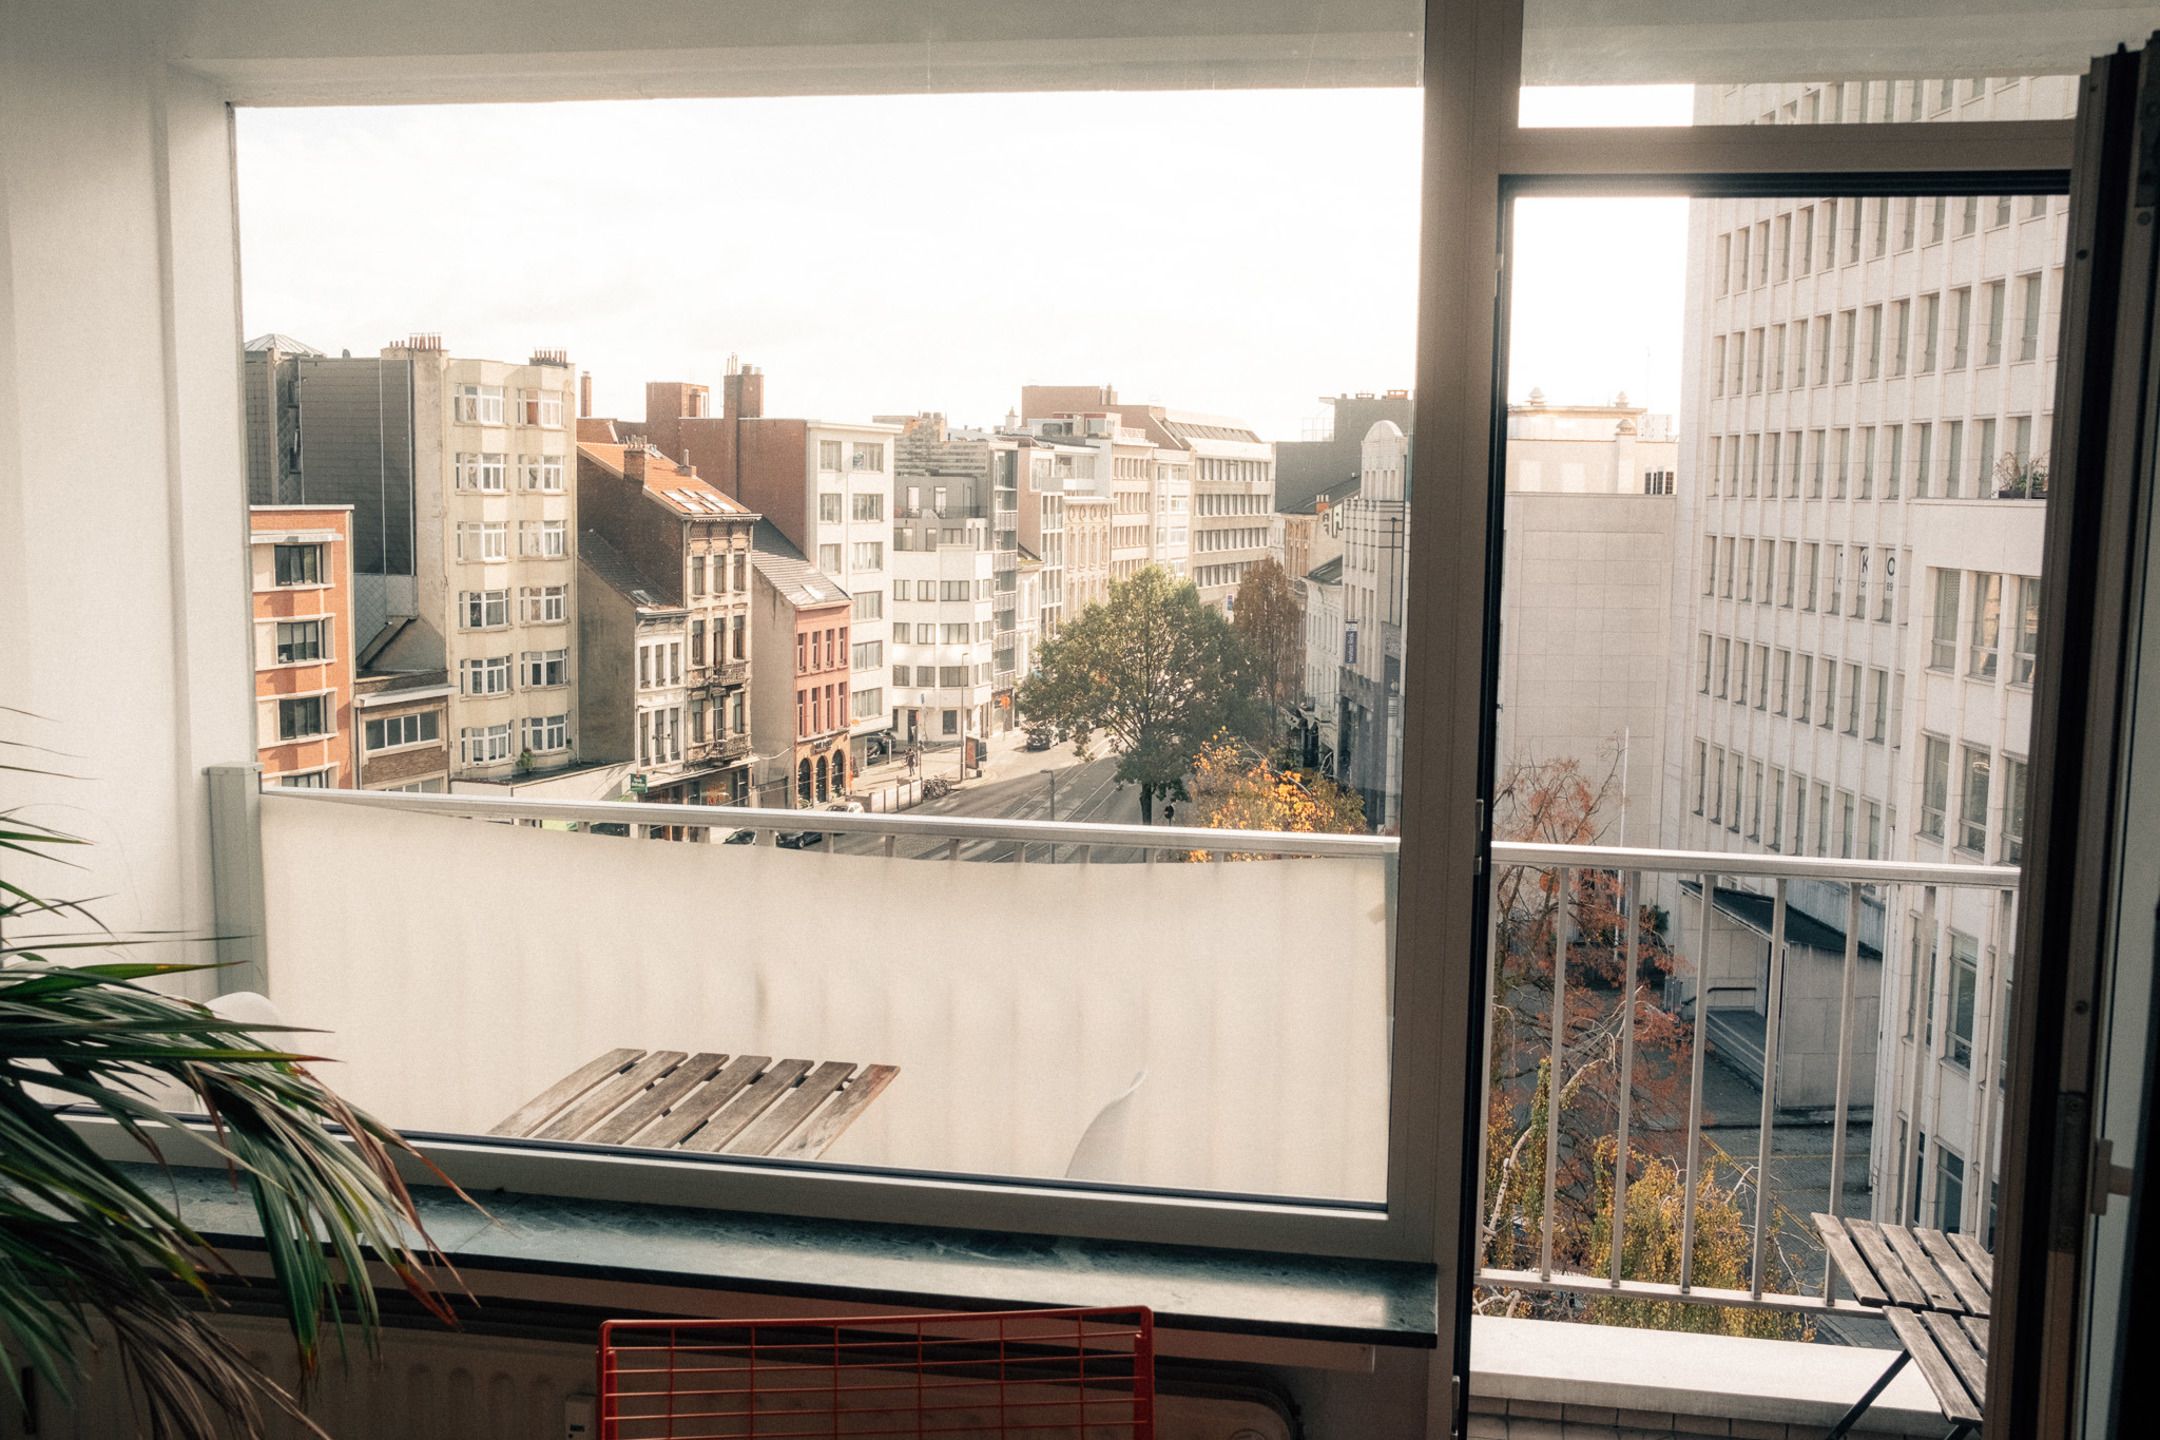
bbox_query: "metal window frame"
[115,9,2087,1434]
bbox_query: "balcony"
[697,659,749,689]
[688,732,752,764]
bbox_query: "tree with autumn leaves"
[1478,753,1812,1338]
[1231,556,1304,714]
[1183,734,1364,857]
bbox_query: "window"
[1714,638,1730,697]
[938,665,969,688]
[2018,272,2044,362]
[1879,547,1896,621]
[1961,745,1993,854]
[274,619,326,663]
[460,589,510,629]
[275,768,333,789]
[1945,419,1966,496]
[1869,669,1889,743]
[817,543,842,572]
[460,655,511,696]
[851,442,885,471]
[1949,286,1972,369]
[2013,576,2040,684]
[1889,299,1909,375]
[1711,335,1726,395]
[1937,1144,1967,1233]
[453,383,504,424]
[2004,756,2029,863]
[852,687,884,720]
[522,649,568,687]
[520,585,567,624]
[1970,573,2003,678]
[365,711,440,752]
[819,493,843,523]
[276,693,328,741]
[1931,570,1961,669]
[516,387,564,427]
[1818,658,1836,728]
[1983,280,2006,365]
[460,723,512,767]
[1837,308,1855,382]
[521,454,565,492]
[455,452,508,491]
[456,521,508,561]
[853,589,883,621]
[818,439,843,470]
[521,520,568,558]
[852,640,882,670]
[1918,292,1940,372]
[1864,304,1882,378]
[1775,649,1791,713]
[273,543,324,586]
[941,623,971,645]
[1948,934,1980,1068]
[853,492,884,521]
[1921,735,1950,839]
[1825,542,1844,612]
[1696,633,1711,693]
[1843,662,1862,734]
[524,712,570,753]
[1801,542,1820,610]
[851,541,884,570]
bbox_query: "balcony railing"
[695,660,749,689]
[1477,842,2019,1323]
[246,786,2017,1315]
[687,732,751,764]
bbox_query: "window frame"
[139,5,2078,1293]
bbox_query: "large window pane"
[236,74,1422,1207]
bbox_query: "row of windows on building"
[451,452,568,492]
[454,519,567,561]
[1692,742,1894,860]
[1744,75,2034,132]
[452,384,566,429]
[1196,458,1270,486]
[1929,570,2041,683]
[1195,490,1272,515]
[1713,194,2054,300]
[798,681,850,738]
[689,616,748,669]
[1919,734,2029,862]
[1193,560,1257,592]
[892,578,994,602]
[817,541,885,573]
[458,650,568,696]
[631,694,750,771]
[690,549,748,596]
[821,491,890,522]
[458,714,570,765]
[1194,526,1272,554]
[1704,414,2047,501]
[816,439,887,472]
[458,586,568,629]
[890,664,995,689]
[797,626,848,675]
[1701,534,1902,621]
[892,622,994,646]
[1696,636,1903,743]
[1710,275,2054,401]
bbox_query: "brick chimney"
[723,362,764,421]
[579,371,593,418]
[622,445,649,486]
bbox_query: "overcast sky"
[237,86,1693,441]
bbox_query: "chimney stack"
[723,363,764,421]
[622,445,649,485]
[580,372,593,418]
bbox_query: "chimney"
[622,446,650,486]
[723,364,764,421]
[580,372,593,418]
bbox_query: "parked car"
[826,799,865,813]
[1023,724,1054,751]
[715,827,757,845]
[774,829,825,849]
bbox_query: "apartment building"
[1665,75,2072,1238]
[1337,421,1409,827]
[575,438,757,804]
[576,531,697,817]
[885,414,1025,717]
[1019,386,1275,602]
[242,334,421,646]
[1273,389,1415,515]
[749,521,854,807]
[1299,554,1345,774]
[1063,493,1113,617]
[351,670,451,793]
[249,506,357,789]
[1495,393,1679,843]
[635,363,896,770]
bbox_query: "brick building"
[576,439,757,806]
[351,669,452,792]
[749,521,853,809]
[248,505,357,788]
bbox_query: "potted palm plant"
[3,744,471,1438]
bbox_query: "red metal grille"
[598,1307,1154,1439]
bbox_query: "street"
[831,750,1151,862]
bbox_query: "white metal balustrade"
[257,788,2016,1314]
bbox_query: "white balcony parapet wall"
[259,791,1391,1200]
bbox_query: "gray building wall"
[290,353,418,580]
[575,567,637,768]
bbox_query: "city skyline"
[236,89,1692,442]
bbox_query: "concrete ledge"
[1472,1315,1950,1437]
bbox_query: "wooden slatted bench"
[493,1049,899,1160]
[1813,1212,1991,1440]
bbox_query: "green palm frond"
[1,778,477,1440]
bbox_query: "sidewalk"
[850,725,1082,812]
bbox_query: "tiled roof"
[1305,556,1343,585]
[578,440,753,519]
[750,520,850,611]
[576,417,621,443]
[579,530,679,612]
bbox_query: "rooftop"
[750,519,850,609]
